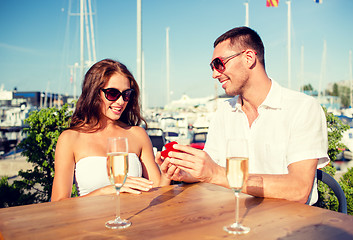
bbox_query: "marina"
[1,85,353,180]
[0,86,219,175]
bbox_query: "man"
[156,27,329,204]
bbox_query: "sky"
[0,0,352,108]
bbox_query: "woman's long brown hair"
[69,59,146,132]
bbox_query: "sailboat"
[65,0,97,100]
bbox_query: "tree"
[14,104,72,203]
[339,86,351,108]
[302,84,313,91]
[332,83,339,97]
[325,107,350,161]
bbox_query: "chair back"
[317,169,347,214]
[146,128,166,151]
[149,135,166,151]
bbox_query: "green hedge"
[316,109,352,215]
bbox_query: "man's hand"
[160,144,228,186]
[156,151,197,182]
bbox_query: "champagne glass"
[224,138,250,234]
[105,137,131,229]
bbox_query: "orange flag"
[266,0,279,7]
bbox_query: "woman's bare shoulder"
[130,125,146,132]
[58,129,81,143]
[60,129,79,137]
[129,125,149,137]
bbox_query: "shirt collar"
[260,79,282,110]
[227,79,282,111]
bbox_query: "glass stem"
[235,191,240,224]
[116,190,121,220]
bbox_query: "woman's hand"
[84,177,154,197]
[120,176,154,194]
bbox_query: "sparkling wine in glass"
[224,139,250,234]
[105,137,131,229]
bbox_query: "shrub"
[316,165,339,212]
[339,167,353,215]
[0,176,36,208]
[316,108,351,214]
[12,104,72,204]
[324,108,349,161]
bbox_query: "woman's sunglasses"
[210,50,251,73]
[101,88,134,102]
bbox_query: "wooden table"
[0,183,353,240]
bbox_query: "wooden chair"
[317,169,347,214]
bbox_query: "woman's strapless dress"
[74,153,142,196]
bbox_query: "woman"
[51,59,169,201]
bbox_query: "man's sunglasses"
[210,50,246,73]
[101,88,134,102]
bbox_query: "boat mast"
[300,45,304,92]
[349,50,352,107]
[142,50,146,111]
[83,0,92,64]
[319,40,327,100]
[80,0,84,98]
[69,0,96,100]
[88,0,96,63]
[166,27,170,106]
[137,0,143,110]
[286,0,291,89]
[244,1,249,27]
